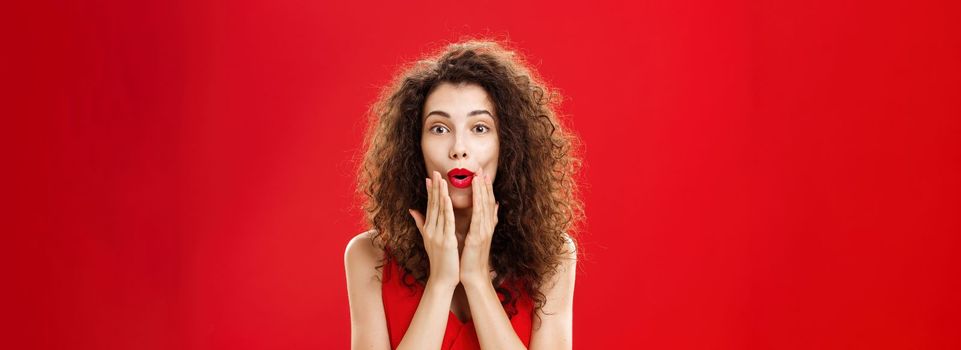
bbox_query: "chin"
[451,193,471,209]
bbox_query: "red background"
[7,0,960,348]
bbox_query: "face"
[421,82,500,209]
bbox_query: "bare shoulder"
[538,234,578,303]
[554,234,578,286]
[561,234,578,261]
[344,229,391,349]
[529,234,577,350]
[553,234,578,275]
[344,229,385,276]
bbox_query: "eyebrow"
[424,110,493,119]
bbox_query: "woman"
[345,39,585,350]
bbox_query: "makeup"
[446,168,475,188]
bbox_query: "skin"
[345,82,576,350]
[417,81,500,253]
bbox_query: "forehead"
[423,82,495,116]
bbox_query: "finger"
[437,174,447,238]
[472,168,483,220]
[427,172,439,235]
[442,179,455,239]
[433,171,444,232]
[426,177,433,205]
[409,209,425,232]
[425,177,433,221]
[486,173,496,223]
[445,195,456,240]
[478,169,490,228]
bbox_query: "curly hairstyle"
[353,38,585,325]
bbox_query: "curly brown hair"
[353,38,585,324]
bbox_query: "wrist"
[460,273,492,289]
[425,278,458,293]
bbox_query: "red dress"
[381,248,534,349]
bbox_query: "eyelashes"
[428,124,492,134]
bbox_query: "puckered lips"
[446,168,475,189]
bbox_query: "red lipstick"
[446,168,475,188]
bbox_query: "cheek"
[477,140,499,160]
[485,142,499,177]
[421,143,443,168]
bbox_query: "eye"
[473,124,491,134]
[429,125,449,134]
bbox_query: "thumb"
[408,209,424,231]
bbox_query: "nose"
[450,149,467,160]
[450,138,468,160]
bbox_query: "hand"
[459,167,500,287]
[409,170,460,289]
